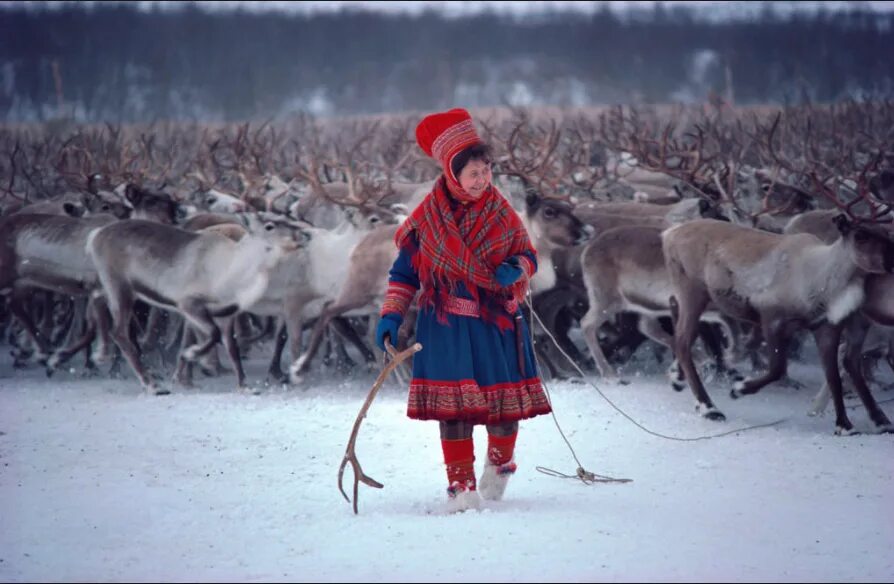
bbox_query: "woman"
[375,108,552,513]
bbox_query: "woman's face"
[457,158,492,199]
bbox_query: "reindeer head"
[81,191,131,219]
[524,192,592,247]
[695,197,729,221]
[190,188,248,214]
[124,184,181,225]
[834,214,894,274]
[240,212,312,254]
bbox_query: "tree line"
[1,2,892,122]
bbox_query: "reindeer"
[575,197,727,227]
[0,185,181,370]
[579,224,741,387]
[784,209,894,418]
[662,214,894,434]
[541,178,729,379]
[87,212,311,394]
[13,194,88,218]
[195,200,393,386]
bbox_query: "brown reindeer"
[785,209,894,419]
[87,213,311,394]
[580,224,740,386]
[662,215,894,434]
[0,185,181,370]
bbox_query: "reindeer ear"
[124,184,142,206]
[63,202,84,217]
[390,203,409,216]
[525,191,541,211]
[832,213,852,235]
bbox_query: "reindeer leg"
[37,291,57,351]
[535,289,591,375]
[553,307,592,375]
[698,321,729,378]
[284,298,306,366]
[841,318,892,432]
[331,316,373,365]
[54,296,79,348]
[106,285,165,394]
[730,316,792,398]
[534,342,563,381]
[173,325,198,387]
[291,303,335,379]
[9,287,51,364]
[637,316,687,391]
[46,309,97,376]
[812,321,858,435]
[292,299,372,380]
[137,306,163,351]
[177,297,222,362]
[580,300,617,378]
[743,323,767,370]
[219,316,247,390]
[235,313,255,356]
[266,319,289,384]
[670,292,722,420]
[87,294,113,365]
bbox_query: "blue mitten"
[376,313,402,351]
[495,257,524,287]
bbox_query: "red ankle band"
[486,431,518,465]
[441,438,476,489]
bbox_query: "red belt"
[443,296,519,318]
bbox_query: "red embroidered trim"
[443,296,519,318]
[407,377,552,424]
[381,281,417,317]
[432,119,478,162]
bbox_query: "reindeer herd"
[1,102,893,435]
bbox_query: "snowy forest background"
[2,1,894,122]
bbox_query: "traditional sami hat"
[415,108,483,183]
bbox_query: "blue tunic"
[386,236,552,424]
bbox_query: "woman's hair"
[451,143,493,178]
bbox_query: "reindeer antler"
[809,150,892,224]
[338,340,422,514]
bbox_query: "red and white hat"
[415,108,484,190]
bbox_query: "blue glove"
[376,313,402,351]
[495,257,524,287]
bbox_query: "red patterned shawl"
[394,175,536,330]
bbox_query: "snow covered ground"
[1,346,892,582]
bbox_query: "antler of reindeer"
[597,105,720,200]
[499,115,569,200]
[756,110,892,224]
[338,340,422,515]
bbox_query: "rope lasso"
[523,295,788,485]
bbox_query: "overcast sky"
[4,1,894,17]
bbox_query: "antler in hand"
[338,340,422,514]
